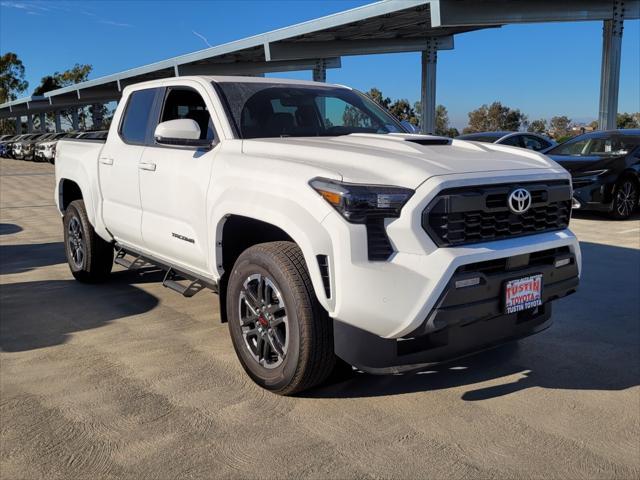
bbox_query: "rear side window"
[120,88,156,144]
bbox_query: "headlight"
[310,178,413,223]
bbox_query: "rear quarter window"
[119,88,157,144]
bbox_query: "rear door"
[138,85,218,273]
[99,87,158,247]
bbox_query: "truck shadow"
[0,223,23,235]
[0,242,67,275]
[308,241,640,400]
[0,279,159,352]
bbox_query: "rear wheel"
[63,199,113,282]
[227,241,335,395]
[610,178,638,220]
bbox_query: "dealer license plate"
[504,274,543,314]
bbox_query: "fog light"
[455,277,480,288]
[555,258,571,268]
[572,197,581,209]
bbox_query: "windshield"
[548,133,639,156]
[215,82,405,139]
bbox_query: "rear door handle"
[138,162,156,172]
[99,156,114,165]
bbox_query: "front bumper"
[334,246,578,373]
[571,174,616,212]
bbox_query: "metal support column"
[91,104,103,129]
[15,116,21,134]
[27,114,33,133]
[39,112,46,132]
[420,39,437,135]
[54,112,62,132]
[598,0,624,130]
[71,109,79,131]
[312,59,327,82]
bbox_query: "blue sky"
[1,0,638,129]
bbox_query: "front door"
[139,86,218,274]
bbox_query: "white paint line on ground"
[618,227,640,234]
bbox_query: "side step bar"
[114,244,218,298]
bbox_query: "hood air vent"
[404,138,451,146]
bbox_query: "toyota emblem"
[508,188,532,214]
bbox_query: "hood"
[547,154,627,174]
[241,133,558,188]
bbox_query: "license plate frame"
[504,274,543,314]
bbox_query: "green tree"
[0,52,29,133]
[433,104,459,137]
[389,98,418,125]
[463,101,527,133]
[366,87,391,109]
[527,119,547,134]
[588,120,599,130]
[549,115,572,139]
[617,112,640,129]
[0,52,28,103]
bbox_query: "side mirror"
[401,120,419,134]
[154,119,212,148]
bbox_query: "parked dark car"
[0,134,18,157]
[456,131,556,152]
[545,129,640,219]
[3,134,30,158]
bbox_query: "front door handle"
[138,162,156,171]
[99,156,114,165]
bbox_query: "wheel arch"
[212,205,335,323]
[58,178,84,213]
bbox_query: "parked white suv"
[55,76,580,394]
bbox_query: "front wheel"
[610,178,638,220]
[227,242,336,395]
[63,199,113,282]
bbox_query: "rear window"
[120,88,156,144]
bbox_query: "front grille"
[423,181,572,247]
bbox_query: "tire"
[63,199,113,282]
[226,241,336,395]
[610,177,638,220]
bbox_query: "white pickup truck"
[55,76,580,394]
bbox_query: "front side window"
[120,88,157,144]
[500,135,522,147]
[215,82,405,139]
[548,134,638,156]
[522,135,549,151]
[160,88,215,141]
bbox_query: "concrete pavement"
[1,158,638,479]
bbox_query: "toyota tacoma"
[55,76,580,394]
